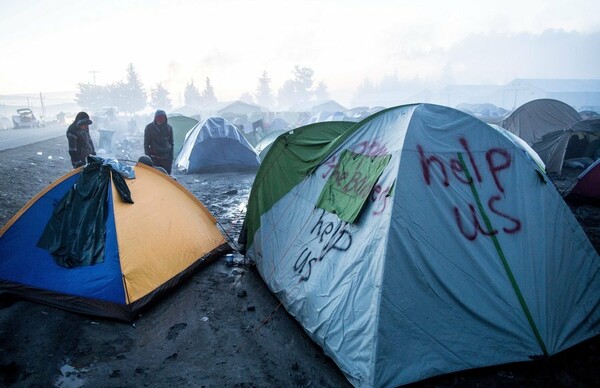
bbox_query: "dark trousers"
[150,155,173,174]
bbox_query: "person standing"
[144,110,174,174]
[66,112,96,168]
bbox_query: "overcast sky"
[1,0,599,106]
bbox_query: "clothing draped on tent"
[38,156,133,268]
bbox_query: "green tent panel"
[169,115,199,155]
[243,120,356,249]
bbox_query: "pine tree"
[277,80,297,108]
[75,83,110,111]
[255,71,274,108]
[120,63,147,113]
[277,66,317,108]
[150,83,172,110]
[184,80,201,107]
[201,77,217,105]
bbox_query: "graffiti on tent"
[417,137,522,241]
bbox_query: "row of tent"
[0,103,599,387]
[173,98,600,178]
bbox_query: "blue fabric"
[0,175,126,304]
[188,138,260,172]
[181,116,260,172]
[103,158,135,179]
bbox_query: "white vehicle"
[12,108,44,129]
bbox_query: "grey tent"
[502,99,581,145]
[532,118,600,175]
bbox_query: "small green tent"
[168,115,199,155]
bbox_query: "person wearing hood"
[66,112,96,168]
[144,110,174,174]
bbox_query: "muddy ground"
[0,130,598,387]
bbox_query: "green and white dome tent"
[242,103,600,387]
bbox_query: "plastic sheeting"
[37,156,133,268]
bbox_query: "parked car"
[12,108,44,129]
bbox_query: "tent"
[532,118,600,175]
[240,120,355,218]
[267,117,290,132]
[171,105,201,117]
[175,116,261,173]
[502,99,581,145]
[242,103,600,387]
[307,111,357,124]
[168,115,199,155]
[0,159,230,321]
[488,124,545,171]
[286,99,347,114]
[564,158,600,205]
[254,129,290,154]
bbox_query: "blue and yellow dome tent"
[0,159,231,321]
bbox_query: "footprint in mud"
[166,323,187,341]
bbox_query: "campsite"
[2,0,600,384]
[0,104,599,387]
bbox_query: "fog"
[0,0,599,108]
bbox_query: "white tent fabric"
[502,99,581,145]
[488,124,545,171]
[246,104,600,387]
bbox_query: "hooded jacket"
[66,112,96,168]
[144,112,174,160]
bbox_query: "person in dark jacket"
[144,110,174,174]
[66,112,96,168]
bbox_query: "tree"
[108,81,129,112]
[277,79,297,108]
[255,71,274,108]
[239,92,255,105]
[201,77,217,105]
[118,63,147,114]
[314,81,329,101]
[184,80,201,107]
[150,83,172,110]
[277,66,318,108]
[293,66,314,98]
[75,83,110,111]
